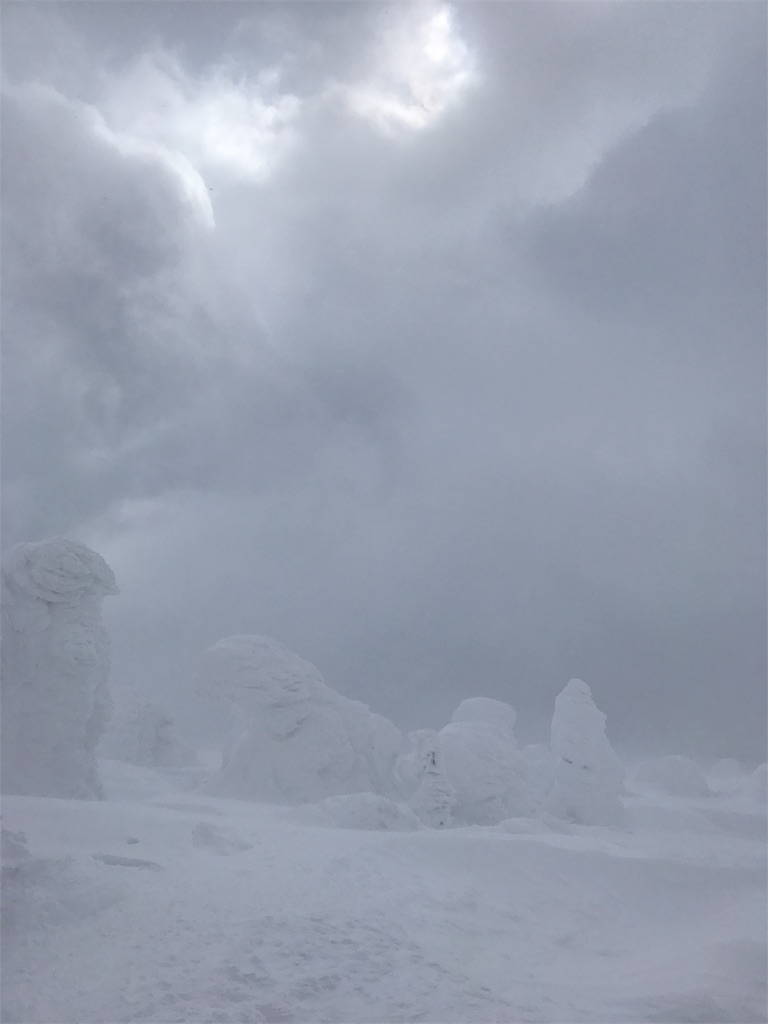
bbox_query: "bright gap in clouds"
[345,4,476,133]
[86,2,473,209]
[100,52,301,186]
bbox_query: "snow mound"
[439,697,534,824]
[191,822,254,855]
[99,687,197,769]
[1,830,30,865]
[496,817,552,836]
[546,679,625,826]
[2,849,123,947]
[1,538,118,799]
[633,755,711,798]
[626,802,716,834]
[197,636,405,803]
[290,792,421,831]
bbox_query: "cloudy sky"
[2,1,765,758]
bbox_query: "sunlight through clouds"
[100,51,301,185]
[344,4,476,133]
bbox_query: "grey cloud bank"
[1,1,765,759]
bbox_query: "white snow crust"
[1,538,118,799]
[197,636,405,803]
[2,540,764,1023]
[290,792,422,831]
[546,679,626,825]
[2,758,765,1024]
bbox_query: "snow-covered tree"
[520,743,557,811]
[406,729,456,828]
[632,755,710,798]
[196,635,405,803]
[99,687,196,768]
[1,538,118,798]
[439,697,534,824]
[546,679,625,826]
[744,763,767,803]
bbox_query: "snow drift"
[1,538,118,799]
[291,792,422,831]
[546,679,625,825]
[197,635,405,803]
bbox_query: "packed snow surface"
[2,756,765,1024]
[1,538,118,799]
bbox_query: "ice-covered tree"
[406,729,456,828]
[1,538,118,798]
[546,679,625,826]
[745,764,767,803]
[99,687,196,769]
[196,635,405,803]
[438,697,534,824]
[633,755,710,798]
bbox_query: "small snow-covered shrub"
[546,679,625,826]
[633,755,710,798]
[1,538,118,799]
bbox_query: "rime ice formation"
[405,729,456,828]
[546,679,625,826]
[711,758,743,779]
[633,755,711,798]
[707,758,745,794]
[520,743,557,808]
[744,764,767,803]
[197,636,405,803]
[438,698,533,824]
[99,688,196,769]
[1,538,118,799]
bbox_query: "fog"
[2,1,765,760]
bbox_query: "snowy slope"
[2,758,765,1024]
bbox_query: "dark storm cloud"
[1,2,764,759]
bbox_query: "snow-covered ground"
[3,757,765,1024]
